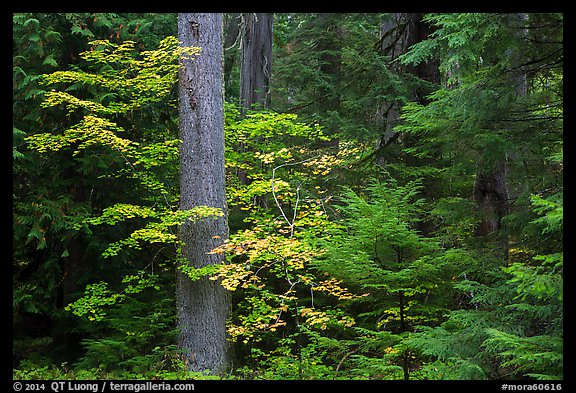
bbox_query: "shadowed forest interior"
[13,12,563,381]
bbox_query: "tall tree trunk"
[473,160,509,238]
[473,14,528,260]
[176,12,230,373]
[237,13,274,208]
[473,158,510,264]
[240,12,273,114]
[378,13,415,147]
[376,13,439,165]
[223,13,241,97]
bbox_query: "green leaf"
[42,55,58,68]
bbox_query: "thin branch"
[310,286,315,309]
[333,349,357,380]
[502,48,563,75]
[271,156,318,231]
[290,180,305,237]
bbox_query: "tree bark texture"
[177,12,230,373]
[237,13,273,200]
[378,13,439,148]
[223,13,241,96]
[240,13,273,113]
[473,161,509,237]
[472,15,528,257]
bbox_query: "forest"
[13,13,563,381]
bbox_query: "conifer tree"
[176,12,230,373]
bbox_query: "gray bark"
[223,13,241,95]
[237,13,273,204]
[473,161,509,237]
[240,13,273,113]
[377,13,439,159]
[473,14,527,254]
[378,13,412,146]
[176,12,230,373]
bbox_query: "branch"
[502,48,563,75]
[333,349,357,380]
[290,180,305,237]
[271,157,318,233]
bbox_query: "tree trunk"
[177,12,230,374]
[240,13,273,113]
[223,13,241,97]
[473,160,509,238]
[237,13,274,208]
[376,13,439,165]
[398,290,406,332]
[472,14,528,260]
[402,350,410,380]
[473,158,510,263]
[378,13,415,147]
